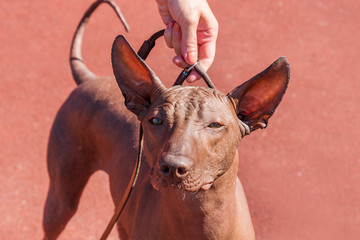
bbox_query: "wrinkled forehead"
[153,86,234,115]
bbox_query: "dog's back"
[43,3,133,238]
[44,75,141,240]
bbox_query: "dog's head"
[112,36,289,192]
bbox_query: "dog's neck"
[138,153,242,239]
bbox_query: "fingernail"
[186,52,197,64]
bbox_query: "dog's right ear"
[111,35,164,117]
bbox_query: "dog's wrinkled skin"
[43,1,289,239]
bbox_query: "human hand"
[156,0,218,82]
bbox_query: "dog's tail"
[70,0,129,85]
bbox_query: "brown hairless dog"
[43,1,289,239]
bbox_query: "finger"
[172,22,182,56]
[186,42,215,83]
[186,71,201,83]
[181,21,198,65]
[172,55,188,68]
[156,0,173,25]
[164,21,174,48]
[197,40,216,71]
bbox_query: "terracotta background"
[1,0,358,239]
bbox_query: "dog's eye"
[149,117,163,125]
[208,122,223,129]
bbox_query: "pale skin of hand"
[156,0,218,82]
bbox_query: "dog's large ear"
[228,57,290,132]
[111,35,165,117]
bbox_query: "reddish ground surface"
[1,0,359,239]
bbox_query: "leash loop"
[136,29,215,89]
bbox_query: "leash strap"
[137,29,215,89]
[100,126,143,240]
[100,29,215,240]
[137,29,165,59]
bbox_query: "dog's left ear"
[111,35,164,117]
[228,57,290,132]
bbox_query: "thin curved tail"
[70,0,129,85]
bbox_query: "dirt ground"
[0,0,359,239]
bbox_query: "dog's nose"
[159,155,192,179]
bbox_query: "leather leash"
[100,30,215,240]
[137,30,215,88]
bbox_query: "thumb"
[181,22,198,65]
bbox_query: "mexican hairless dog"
[43,1,290,239]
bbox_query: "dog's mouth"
[150,169,214,193]
[200,181,214,191]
